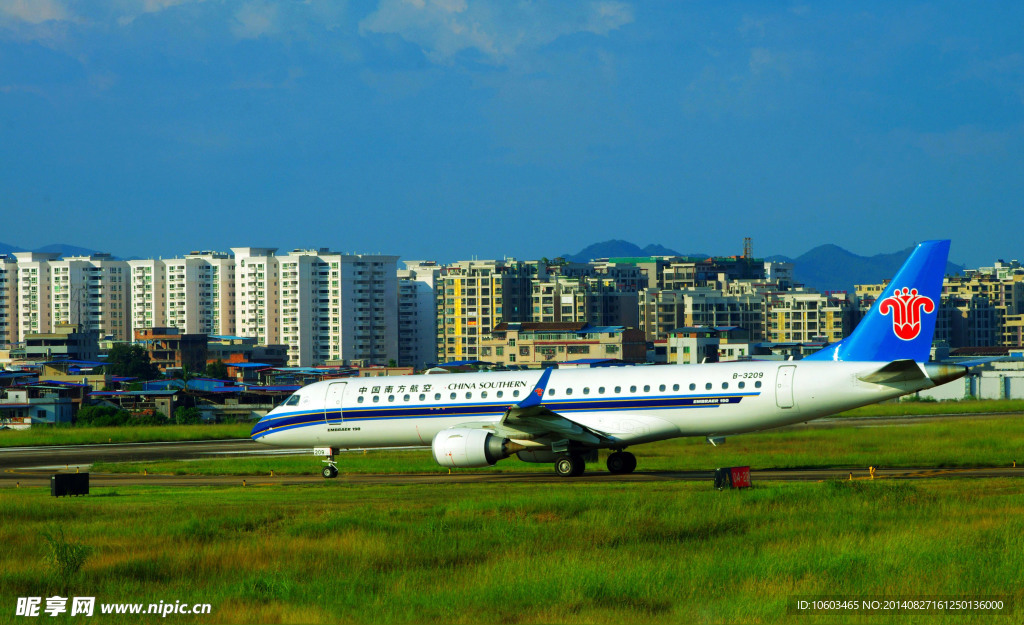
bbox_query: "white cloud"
[231,2,280,39]
[360,0,634,65]
[0,0,71,24]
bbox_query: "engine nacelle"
[432,428,514,468]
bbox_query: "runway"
[1,437,1021,488]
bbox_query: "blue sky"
[1,1,1022,267]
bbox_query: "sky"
[1,1,1022,268]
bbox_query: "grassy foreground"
[1,480,1021,624]
[94,414,1024,476]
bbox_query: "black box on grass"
[51,473,89,497]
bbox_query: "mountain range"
[2,239,965,294]
[562,239,964,293]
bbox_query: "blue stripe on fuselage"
[250,393,759,439]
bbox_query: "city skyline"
[3,2,1023,268]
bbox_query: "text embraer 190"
[252,240,966,478]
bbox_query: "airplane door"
[323,382,346,425]
[775,365,795,409]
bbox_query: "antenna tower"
[743,237,753,259]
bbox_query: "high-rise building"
[164,252,235,336]
[13,252,58,343]
[0,256,17,348]
[49,254,130,340]
[232,247,280,348]
[436,259,534,363]
[398,261,440,370]
[128,259,166,338]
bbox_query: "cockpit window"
[284,394,301,406]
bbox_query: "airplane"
[251,240,967,478]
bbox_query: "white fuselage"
[251,361,937,450]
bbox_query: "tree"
[204,359,228,380]
[174,406,202,425]
[105,344,161,380]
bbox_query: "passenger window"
[373,396,380,403]
[705,383,712,390]
[548,389,555,396]
[497,391,504,398]
[598,387,605,394]
[738,382,745,389]
[388,395,395,402]
[583,388,590,395]
[481,391,488,399]
[403,394,410,401]
[419,394,426,401]
[755,381,762,389]
[435,393,442,400]
[659,384,666,392]
[513,390,520,397]
[643,385,650,392]
[466,392,472,399]
[566,388,573,396]
[673,384,679,391]
[450,392,457,400]
[722,383,728,390]
[689,383,696,391]
[630,385,637,393]
[614,386,621,393]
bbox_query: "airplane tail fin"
[805,240,949,363]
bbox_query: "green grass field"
[92,414,1024,477]
[1,479,1021,624]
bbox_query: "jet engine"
[432,428,520,468]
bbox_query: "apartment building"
[436,260,534,362]
[480,322,646,367]
[766,291,855,343]
[13,252,58,343]
[0,256,16,348]
[165,252,235,336]
[398,261,440,370]
[49,254,130,340]
[232,247,280,348]
[531,276,639,327]
[128,259,166,338]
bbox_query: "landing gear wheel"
[322,465,339,479]
[554,454,586,477]
[607,451,637,474]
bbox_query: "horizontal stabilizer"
[856,359,927,384]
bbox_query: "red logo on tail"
[878,287,935,341]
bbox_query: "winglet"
[516,367,553,409]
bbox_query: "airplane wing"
[496,368,615,446]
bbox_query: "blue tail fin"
[806,240,949,363]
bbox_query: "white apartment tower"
[277,250,399,366]
[398,261,440,369]
[231,247,280,347]
[0,256,17,348]
[165,252,235,336]
[49,254,130,340]
[128,259,166,337]
[13,252,58,342]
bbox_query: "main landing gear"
[606,451,637,475]
[553,450,638,477]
